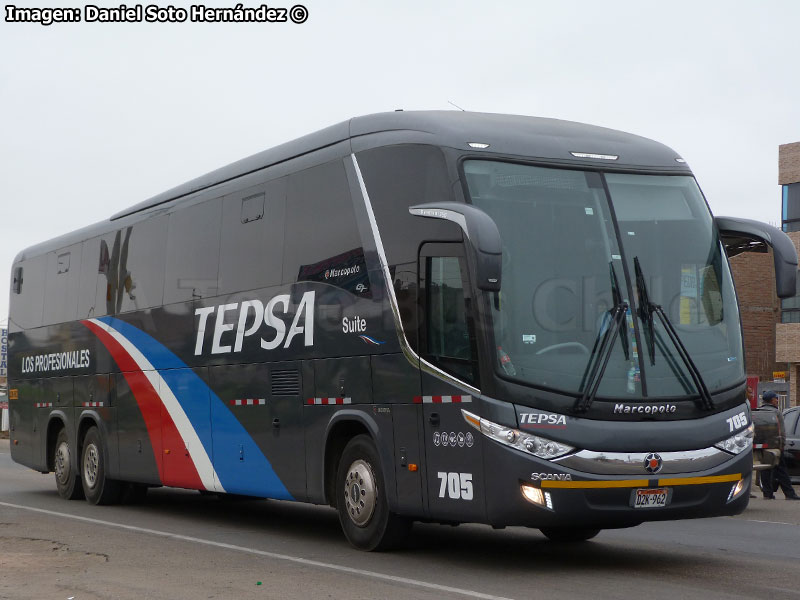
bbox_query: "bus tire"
[81,426,121,505]
[336,435,410,551]
[54,428,84,500]
[539,527,601,542]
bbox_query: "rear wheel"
[54,428,84,500]
[81,426,121,505]
[336,435,410,551]
[540,527,601,542]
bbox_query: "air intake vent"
[271,370,300,396]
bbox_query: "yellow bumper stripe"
[541,479,649,489]
[657,474,741,486]
[541,473,741,489]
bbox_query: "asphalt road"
[1,439,799,600]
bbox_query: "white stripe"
[0,501,515,600]
[88,319,223,493]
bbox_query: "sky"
[1,0,799,323]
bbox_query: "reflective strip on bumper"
[541,473,741,489]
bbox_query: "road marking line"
[0,501,515,600]
[737,518,799,526]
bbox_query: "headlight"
[714,424,753,455]
[462,409,574,460]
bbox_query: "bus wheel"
[336,435,410,551]
[539,527,601,542]
[81,426,121,505]
[54,428,84,500]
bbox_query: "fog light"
[727,477,747,503]
[521,483,545,506]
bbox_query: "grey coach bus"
[7,111,798,550]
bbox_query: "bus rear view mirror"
[716,216,798,298]
[409,202,502,292]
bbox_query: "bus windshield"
[464,160,744,400]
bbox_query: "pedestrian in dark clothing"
[759,391,800,500]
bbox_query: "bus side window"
[219,179,286,295]
[420,248,477,385]
[282,160,365,290]
[43,243,81,325]
[93,216,168,315]
[165,200,221,304]
[9,255,46,331]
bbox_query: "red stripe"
[432,396,442,403]
[81,320,203,490]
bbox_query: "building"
[729,249,781,384]
[776,142,800,407]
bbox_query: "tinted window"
[282,160,363,286]
[219,179,286,295]
[9,254,46,331]
[783,183,800,221]
[97,216,168,314]
[165,201,221,304]
[356,145,461,267]
[420,246,476,385]
[77,237,100,318]
[43,243,81,325]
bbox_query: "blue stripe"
[97,316,293,500]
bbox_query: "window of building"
[782,183,800,232]
[781,275,800,323]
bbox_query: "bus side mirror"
[716,216,798,298]
[409,202,502,291]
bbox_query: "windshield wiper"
[633,257,714,411]
[574,300,628,413]
[609,262,630,361]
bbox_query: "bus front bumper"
[482,440,751,529]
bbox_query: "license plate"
[633,487,669,508]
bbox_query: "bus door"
[418,243,486,521]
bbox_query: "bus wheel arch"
[45,415,67,472]
[323,418,371,508]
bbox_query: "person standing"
[759,391,800,500]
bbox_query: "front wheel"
[539,527,601,542]
[54,428,84,500]
[336,435,410,551]
[81,426,121,505]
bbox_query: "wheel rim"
[55,441,70,485]
[343,459,377,527]
[83,443,99,490]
